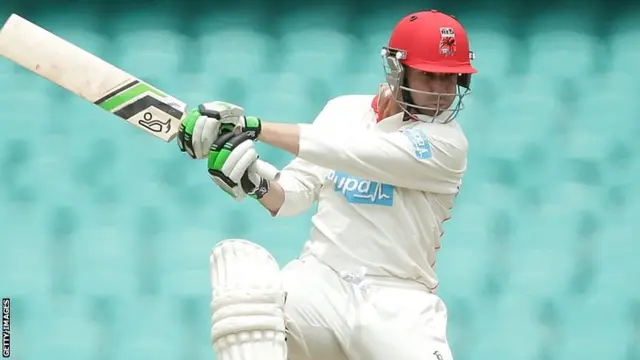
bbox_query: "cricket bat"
[0,13,279,180]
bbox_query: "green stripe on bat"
[96,82,166,112]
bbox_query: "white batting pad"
[209,239,287,360]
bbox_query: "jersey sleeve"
[296,122,467,194]
[272,158,327,217]
[271,102,336,217]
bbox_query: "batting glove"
[208,132,270,201]
[177,101,262,159]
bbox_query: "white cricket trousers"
[281,255,454,360]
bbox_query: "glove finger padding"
[208,132,238,188]
[198,101,245,120]
[193,115,221,159]
[177,109,201,158]
[208,132,258,200]
[221,140,258,184]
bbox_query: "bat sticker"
[139,112,171,133]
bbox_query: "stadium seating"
[0,2,638,359]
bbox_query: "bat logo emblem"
[139,111,171,133]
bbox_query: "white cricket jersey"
[273,94,468,291]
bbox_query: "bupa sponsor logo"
[326,171,393,206]
[403,128,432,160]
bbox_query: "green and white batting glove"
[208,132,270,201]
[177,101,262,159]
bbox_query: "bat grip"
[254,160,280,181]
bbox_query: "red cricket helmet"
[382,10,477,122]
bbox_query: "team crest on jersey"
[326,171,394,206]
[439,27,456,57]
[403,128,432,160]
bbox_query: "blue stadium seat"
[276,7,349,33]
[471,296,540,360]
[0,212,50,297]
[543,183,603,214]
[483,90,560,159]
[243,73,320,123]
[1,7,639,360]
[176,296,213,360]
[156,225,217,296]
[558,295,629,359]
[439,203,495,298]
[197,30,273,79]
[108,9,184,81]
[526,12,599,78]
[23,297,97,360]
[110,9,182,34]
[595,222,639,298]
[169,74,228,106]
[572,90,638,145]
[609,13,640,76]
[355,8,419,72]
[333,73,382,96]
[462,11,513,78]
[583,71,640,101]
[469,31,514,80]
[527,32,598,79]
[71,225,138,296]
[0,87,53,138]
[113,298,183,360]
[113,29,185,81]
[280,29,354,81]
[507,231,576,298]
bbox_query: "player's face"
[405,67,457,116]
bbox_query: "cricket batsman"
[176,9,477,360]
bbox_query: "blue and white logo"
[326,171,394,206]
[403,128,432,160]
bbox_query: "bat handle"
[254,160,280,181]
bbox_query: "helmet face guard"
[382,10,478,124]
[382,47,472,123]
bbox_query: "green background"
[0,0,638,359]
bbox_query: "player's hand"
[177,101,262,159]
[208,132,270,201]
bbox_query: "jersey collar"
[371,94,383,122]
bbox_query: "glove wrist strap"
[250,177,270,200]
[243,116,262,140]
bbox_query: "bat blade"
[0,13,186,142]
[0,14,280,181]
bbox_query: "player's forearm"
[258,122,301,156]
[256,120,436,191]
[261,121,382,178]
[258,180,285,216]
[259,120,454,192]
[258,121,382,179]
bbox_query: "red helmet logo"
[439,27,456,57]
[386,11,477,74]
